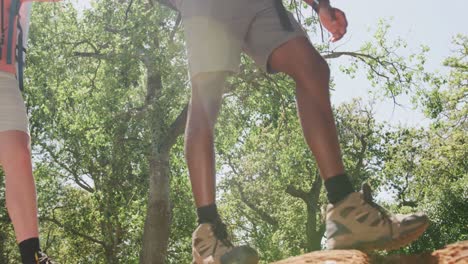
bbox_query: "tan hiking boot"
[326,183,430,251]
[35,251,55,264]
[192,218,259,264]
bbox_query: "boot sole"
[360,221,430,251]
[330,219,430,252]
[221,246,259,264]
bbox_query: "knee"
[0,145,30,167]
[315,56,331,80]
[0,137,30,167]
[188,72,228,125]
[270,38,330,82]
[191,72,229,97]
[290,54,330,83]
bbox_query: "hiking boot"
[326,183,429,251]
[192,217,259,264]
[35,251,55,264]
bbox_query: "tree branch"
[224,155,279,229]
[286,185,308,202]
[38,143,95,193]
[169,13,182,41]
[41,216,106,247]
[310,172,322,206]
[74,52,108,59]
[234,182,279,229]
[161,104,188,153]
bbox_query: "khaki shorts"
[0,72,28,134]
[178,0,307,77]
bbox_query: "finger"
[336,10,348,27]
[338,26,347,36]
[341,11,348,27]
[331,31,344,42]
[330,35,342,42]
[332,35,342,42]
[331,8,337,21]
[329,34,337,42]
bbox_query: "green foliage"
[339,19,430,102]
[23,0,189,262]
[0,1,464,263]
[379,35,467,254]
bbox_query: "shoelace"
[36,252,54,264]
[361,183,392,224]
[211,218,234,248]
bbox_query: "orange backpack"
[0,0,59,90]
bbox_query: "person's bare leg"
[0,130,39,242]
[269,37,344,181]
[268,37,429,250]
[186,71,259,264]
[184,72,229,208]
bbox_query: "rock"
[433,241,468,264]
[270,241,468,264]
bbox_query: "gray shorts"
[177,0,307,77]
[0,72,28,134]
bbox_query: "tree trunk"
[104,246,119,264]
[305,204,320,251]
[305,174,323,251]
[138,56,187,263]
[140,154,172,264]
[286,176,324,252]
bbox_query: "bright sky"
[73,0,467,126]
[325,0,467,126]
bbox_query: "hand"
[319,7,348,42]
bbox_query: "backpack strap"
[17,15,24,91]
[4,0,24,90]
[0,0,5,60]
[7,0,20,64]
[274,0,293,31]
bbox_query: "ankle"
[19,237,41,264]
[197,204,219,224]
[325,174,354,204]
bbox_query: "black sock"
[19,237,40,264]
[325,174,355,204]
[197,204,219,224]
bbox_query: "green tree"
[26,0,190,262]
[384,35,467,253]
[15,1,464,263]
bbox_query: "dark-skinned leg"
[186,71,259,263]
[269,37,345,181]
[268,37,429,250]
[184,72,229,208]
